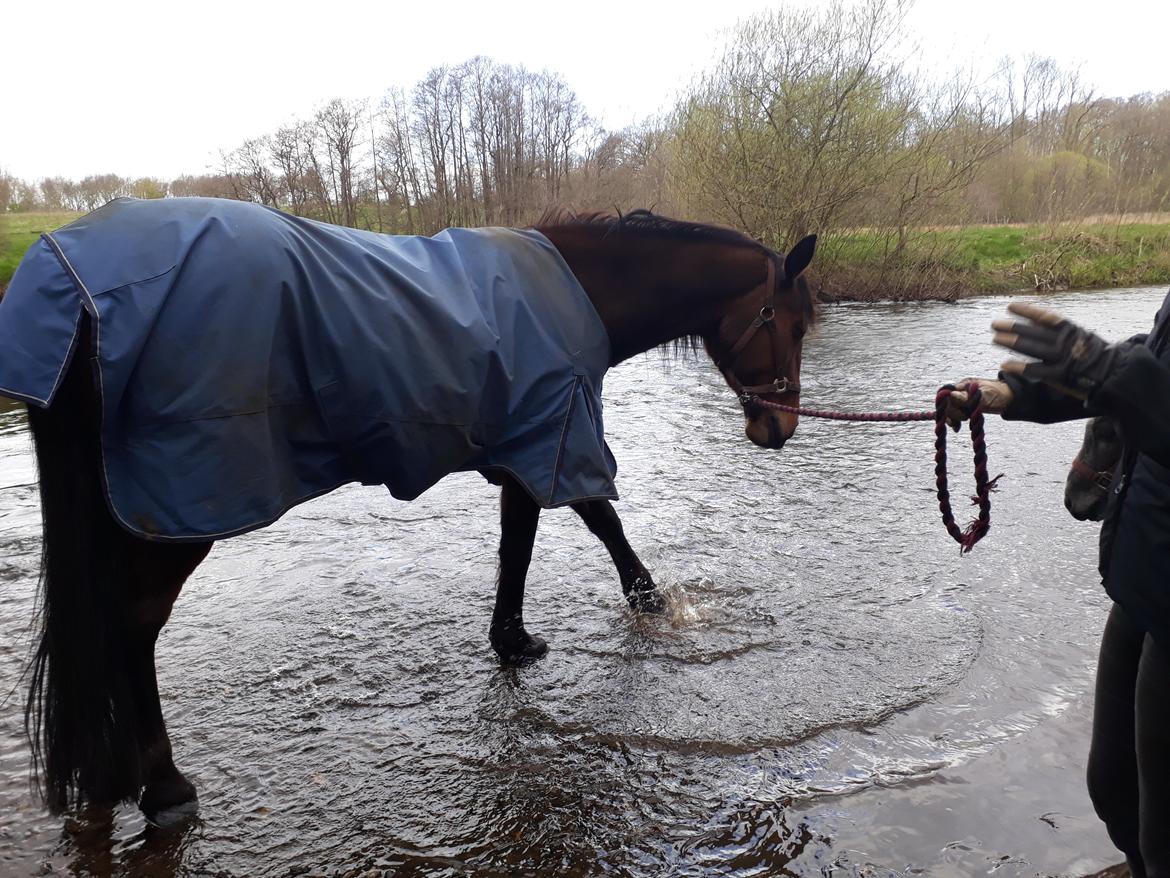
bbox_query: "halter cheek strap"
[714,256,801,403]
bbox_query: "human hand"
[992,303,1116,398]
[944,379,1014,430]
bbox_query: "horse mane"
[535,207,764,250]
[534,208,819,358]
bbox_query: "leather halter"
[1070,454,1115,492]
[714,255,800,406]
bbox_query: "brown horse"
[1065,416,1123,521]
[19,206,817,823]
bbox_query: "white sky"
[4,0,1169,181]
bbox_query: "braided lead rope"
[747,385,998,553]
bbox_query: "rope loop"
[745,384,999,553]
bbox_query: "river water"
[0,287,1162,877]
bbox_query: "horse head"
[534,210,818,450]
[707,234,818,449]
[1065,416,1122,521]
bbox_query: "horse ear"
[784,234,817,280]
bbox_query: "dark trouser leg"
[571,499,663,611]
[490,476,548,662]
[1088,604,1147,877]
[125,538,213,822]
[1136,630,1170,876]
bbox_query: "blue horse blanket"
[0,197,617,540]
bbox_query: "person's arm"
[1091,341,1170,468]
[943,322,1149,429]
[997,371,1088,423]
[993,301,1170,465]
[998,332,1150,424]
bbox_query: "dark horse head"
[1065,416,1122,521]
[709,233,818,449]
[535,209,818,450]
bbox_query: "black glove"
[993,303,1119,396]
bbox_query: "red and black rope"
[748,384,998,553]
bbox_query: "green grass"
[822,221,1170,300]
[0,211,83,293]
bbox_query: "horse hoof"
[628,587,667,614]
[140,778,199,828]
[142,795,199,828]
[491,626,549,664]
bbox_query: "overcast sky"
[5,0,1169,181]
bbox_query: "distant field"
[2,210,1169,301]
[0,211,82,293]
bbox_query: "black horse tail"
[24,323,142,812]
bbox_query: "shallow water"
[0,287,1162,877]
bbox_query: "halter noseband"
[1070,454,1114,492]
[714,255,800,407]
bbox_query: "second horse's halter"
[1070,454,1115,492]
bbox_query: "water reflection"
[1,287,1162,876]
[55,812,202,878]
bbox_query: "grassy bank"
[820,220,1170,301]
[0,211,82,294]
[2,211,1169,302]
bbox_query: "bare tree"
[0,171,13,211]
[16,42,1153,250]
[223,138,280,206]
[315,99,366,227]
[39,177,69,210]
[170,174,236,199]
[269,123,315,215]
[375,87,424,233]
[76,174,130,210]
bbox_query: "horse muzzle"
[1065,494,1108,522]
[745,406,798,449]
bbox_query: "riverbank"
[818,220,1170,302]
[3,211,1170,302]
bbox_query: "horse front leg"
[490,475,549,663]
[125,537,213,824]
[571,499,664,612]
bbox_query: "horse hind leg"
[25,320,210,820]
[125,538,212,824]
[571,499,664,613]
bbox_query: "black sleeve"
[1091,342,1170,469]
[999,372,1088,423]
[998,334,1150,425]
